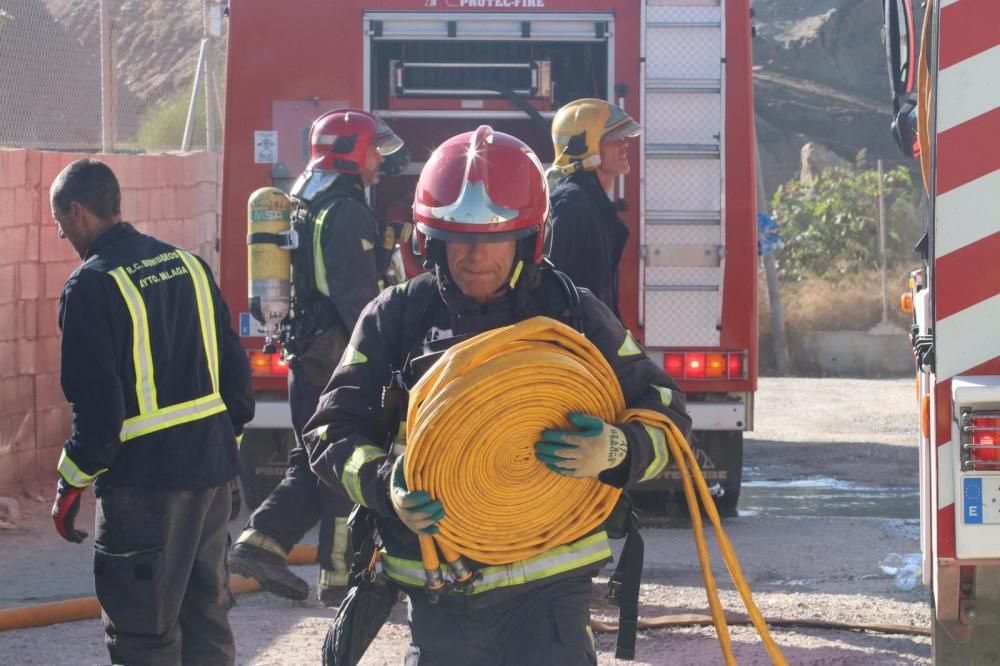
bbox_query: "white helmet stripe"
[428,179,518,224]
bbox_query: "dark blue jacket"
[58,223,254,492]
[548,170,629,319]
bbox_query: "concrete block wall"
[0,149,221,494]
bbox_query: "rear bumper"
[246,400,293,430]
[688,400,750,431]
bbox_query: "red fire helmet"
[306,109,403,174]
[413,126,549,264]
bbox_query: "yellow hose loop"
[627,408,788,666]
[405,316,625,566]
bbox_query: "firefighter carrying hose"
[303,127,691,664]
[230,109,404,606]
[547,98,642,319]
[49,159,255,665]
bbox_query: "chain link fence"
[0,0,225,152]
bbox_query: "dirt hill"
[18,0,903,195]
[42,0,212,105]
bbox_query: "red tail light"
[966,413,1000,465]
[665,353,684,377]
[728,352,746,379]
[662,351,748,380]
[686,353,706,379]
[249,351,289,377]
[271,354,289,376]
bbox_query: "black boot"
[229,533,309,601]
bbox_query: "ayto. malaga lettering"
[138,264,189,288]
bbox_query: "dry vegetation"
[759,269,913,336]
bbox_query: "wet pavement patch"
[739,470,919,519]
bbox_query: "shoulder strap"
[399,274,440,367]
[539,267,584,333]
[607,501,644,660]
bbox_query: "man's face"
[51,197,88,259]
[597,129,632,179]
[446,238,518,304]
[360,145,385,187]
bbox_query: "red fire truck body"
[219,0,758,509]
[885,0,1000,660]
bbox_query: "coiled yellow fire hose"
[404,316,787,664]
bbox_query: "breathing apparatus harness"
[280,184,354,358]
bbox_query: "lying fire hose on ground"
[403,316,788,664]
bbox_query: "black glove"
[52,478,88,543]
[229,479,242,521]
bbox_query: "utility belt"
[380,530,612,604]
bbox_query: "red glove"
[52,479,88,543]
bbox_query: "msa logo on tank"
[424,326,454,343]
[124,251,189,289]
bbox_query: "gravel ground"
[0,377,929,664]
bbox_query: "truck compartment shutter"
[641,2,724,347]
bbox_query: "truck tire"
[238,428,296,510]
[632,430,744,518]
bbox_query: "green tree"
[771,166,923,282]
[134,81,221,152]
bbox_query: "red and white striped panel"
[932,0,1000,559]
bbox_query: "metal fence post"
[99,0,114,152]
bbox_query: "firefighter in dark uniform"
[49,159,254,666]
[229,109,405,606]
[303,128,690,665]
[547,98,642,319]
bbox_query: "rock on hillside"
[752,0,909,199]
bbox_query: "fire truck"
[219,0,758,513]
[883,0,1000,660]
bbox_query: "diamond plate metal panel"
[644,289,721,347]
[647,6,721,24]
[645,159,720,210]
[646,27,721,80]
[645,91,721,144]
[646,265,721,287]
[646,224,719,246]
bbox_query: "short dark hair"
[51,159,121,221]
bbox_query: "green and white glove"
[535,412,629,478]
[389,455,446,536]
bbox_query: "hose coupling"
[447,557,480,592]
[424,568,447,604]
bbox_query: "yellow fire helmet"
[550,98,641,175]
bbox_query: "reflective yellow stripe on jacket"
[57,449,107,488]
[381,531,612,594]
[109,251,225,442]
[640,424,670,482]
[313,208,330,296]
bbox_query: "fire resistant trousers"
[243,331,352,575]
[94,482,234,666]
[403,576,597,666]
